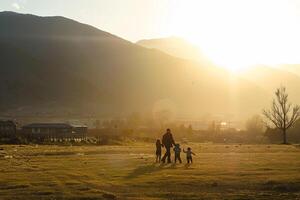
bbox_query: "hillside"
[136,37,211,64]
[137,37,300,107]
[0,12,269,119]
[278,64,300,77]
[241,65,300,103]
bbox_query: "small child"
[155,139,162,163]
[183,147,196,164]
[173,143,182,163]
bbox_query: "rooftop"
[22,123,73,129]
[0,120,16,126]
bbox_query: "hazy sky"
[2,0,300,68]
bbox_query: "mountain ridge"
[137,36,300,103]
[136,37,211,64]
[0,12,270,119]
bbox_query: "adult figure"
[161,128,175,163]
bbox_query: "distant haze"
[1,11,300,125]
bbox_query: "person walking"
[173,143,182,163]
[183,147,196,164]
[161,128,175,163]
[155,139,163,162]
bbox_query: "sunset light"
[167,0,300,71]
[1,1,300,199]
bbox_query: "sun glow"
[166,0,300,71]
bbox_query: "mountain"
[137,37,300,106]
[136,37,211,64]
[0,11,269,119]
[241,65,300,103]
[277,64,300,77]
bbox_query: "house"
[22,123,72,141]
[0,120,17,138]
[22,123,87,141]
[71,124,88,139]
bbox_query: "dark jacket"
[162,132,175,148]
[173,146,181,155]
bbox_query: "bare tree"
[263,87,300,144]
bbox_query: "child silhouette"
[155,139,163,162]
[183,147,196,164]
[173,143,182,163]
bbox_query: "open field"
[0,143,300,200]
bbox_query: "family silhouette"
[156,128,195,164]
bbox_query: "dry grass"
[0,143,300,199]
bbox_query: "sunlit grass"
[0,144,299,199]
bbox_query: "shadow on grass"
[125,163,176,179]
[261,181,300,192]
[0,183,29,190]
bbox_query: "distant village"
[0,120,88,143]
[0,115,273,145]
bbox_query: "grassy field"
[0,143,300,200]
